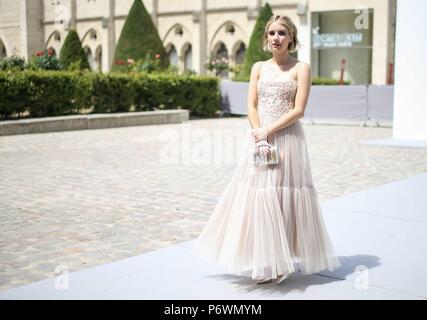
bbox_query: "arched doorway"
[215,42,229,78]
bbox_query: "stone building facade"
[0,0,396,84]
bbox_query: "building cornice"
[41,3,298,25]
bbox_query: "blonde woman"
[191,15,341,285]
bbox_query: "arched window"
[95,45,102,71]
[184,44,192,71]
[45,31,61,58]
[84,46,95,70]
[215,42,229,78]
[235,42,246,65]
[0,39,7,58]
[81,29,101,70]
[47,47,57,57]
[168,45,178,67]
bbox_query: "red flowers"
[115,59,125,65]
[155,54,160,59]
[35,49,54,57]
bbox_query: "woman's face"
[267,22,293,52]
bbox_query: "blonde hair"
[262,15,300,53]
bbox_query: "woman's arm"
[247,62,262,130]
[266,62,311,135]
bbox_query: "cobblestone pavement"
[1,117,427,291]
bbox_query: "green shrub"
[205,54,229,76]
[66,60,86,72]
[59,29,90,71]
[74,71,95,111]
[0,56,26,71]
[312,77,351,85]
[124,53,163,74]
[131,74,221,116]
[0,71,34,118]
[91,73,136,113]
[0,70,221,119]
[25,71,78,117]
[181,69,197,76]
[112,0,169,72]
[27,49,62,71]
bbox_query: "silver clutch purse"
[250,141,279,166]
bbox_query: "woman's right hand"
[255,144,270,157]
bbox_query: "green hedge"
[0,71,221,120]
[312,77,351,85]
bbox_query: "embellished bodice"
[257,79,298,117]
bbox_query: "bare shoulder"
[295,61,311,83]
[296,61,311,72]
[250,61,264,79]
[252,61,263,71]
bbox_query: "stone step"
[0,109,189,136]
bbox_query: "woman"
[191,15,341,285]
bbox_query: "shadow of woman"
[208,254,381,297]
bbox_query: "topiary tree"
[234,3,274,81]
[112,0,169,72]
[59,29,90,71]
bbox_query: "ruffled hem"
[191,179,341,280]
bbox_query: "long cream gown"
[191,62,341,280]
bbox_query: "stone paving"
[1,117,427,292]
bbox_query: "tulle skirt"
[191,113,341,280]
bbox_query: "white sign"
[313,32,363,48]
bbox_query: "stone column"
[247,0,261,26]
[247,0,261,17]
[19,0,29,59]
[296,2,310,64]
[152,0,158,28]
[393,0,427,140]
[199,0,207,75]
[105,0,116,72]
[371,0,394,84]
[69,0,76,29]
[20,0,43,60]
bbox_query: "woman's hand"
[254,139,270,157]
[255,144,270,157]
[251,127,268,143]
